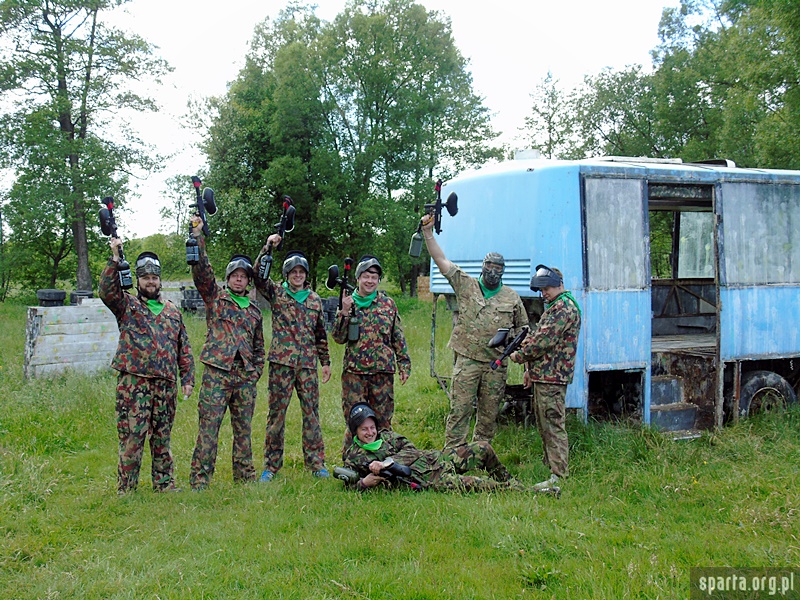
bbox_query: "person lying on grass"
[341,403,560,496]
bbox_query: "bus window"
[678,212,715,278]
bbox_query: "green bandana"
[355,437,383,452]
[549,291,582,316]
[282,281,310,304]
[145,299,165,316]
[351,290,377,309]
[229,291,250,309]
[479,276,502,299]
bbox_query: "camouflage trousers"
[190,362,258,489]
[430,441,517,492]
[263,362,325,473]
[115,372,177,493]
[533,382,568,478]
[445,354,507,449]
[341,371,394,458]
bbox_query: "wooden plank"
[39,321,119,336]
[27,344,118,366]
[30,360,112,378]
[29,304,117,326]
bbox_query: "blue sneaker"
[260,470,275,483]
[312,468,329,478]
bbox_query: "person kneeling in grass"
[342,403,560,496]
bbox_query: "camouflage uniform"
[343,430,522,492]
[254,276,330,473]
[443,264,528,448]
[189,236,265,489]
[516,292,581,478]
[99,260,194,493]
[332,292,410,454]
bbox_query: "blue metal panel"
[719,287,800,359]
[429,162,584,297]
[583,290,651,369]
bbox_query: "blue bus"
[428,156,800,432]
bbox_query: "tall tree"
[0,0,169,290]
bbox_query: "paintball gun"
[98,196,133,290]
[325,257,359,341]
[488,326,529,371]
[409,178,458,258]
[333,458,418,489]
[185,175,218,265]
[257,195,296,280]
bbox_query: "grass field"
[1,299,798,599]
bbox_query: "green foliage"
[0,0,169,291]
[202,0,500,295]
[0,300,799,598]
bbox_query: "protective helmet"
[282,251,309,279]
[355,255,382,279]
[135,251,161,277]
[225,254,254,280]
[530,264,563,291]
[349,402,378,435]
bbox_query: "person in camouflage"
[254,234,331,482]
[343,404,559,495]
[99,239,194,494]
[421,214,528,449]
[511,265,581,490]
[188,218,265,490]
[332,255,411,456]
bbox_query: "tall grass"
[1,300,798,599]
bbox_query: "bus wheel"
[739,370,798,417]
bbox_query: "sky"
[104,0,678,237]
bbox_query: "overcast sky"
[105,0,677,237]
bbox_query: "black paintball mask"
[135,252,162,300]
[481,252,505,289]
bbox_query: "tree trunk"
[72,201,92,290]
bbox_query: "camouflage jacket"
[332,292,410,376]
[99,260,194,386]
[444,264,528,363]
[192,236,265,378]
[343,430,446,489]
[517,292,581,385]
[254,277,330,369]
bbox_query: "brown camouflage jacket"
[254,277,330,369]
[192,236,265,377]
[444,264,528,362]
[343,430,445,488]
[99,260,194,386]
[332,292,410,376]
[517,292,581,385]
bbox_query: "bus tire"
[739,370,798,417]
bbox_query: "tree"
[0,0,169,291]
[522,72,580,159]
[158,174,194,236]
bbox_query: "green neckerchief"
[351,290,378,309]
[282,281,311,304]
[229,291,250,309]
[145,299,165,316]
[355,437,384,452]
[548,291,582,316]
[478,276,502,299]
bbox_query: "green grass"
[1,299,799,598]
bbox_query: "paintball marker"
[257,195,296,280]
[409,178,459,258]
[488,326,529,371]
[185,176,218,265]
[98,196,133,290]
[333,458,418,489]
[326,257,358,341]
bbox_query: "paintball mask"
[530,264,563,291]
[481,252,505,288]
[349,403,378,435]
[355,256,382,280]
[135,252,161,278]
[282,251,309,279]
[225,254,254,280]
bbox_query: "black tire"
[739,370,798,417]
